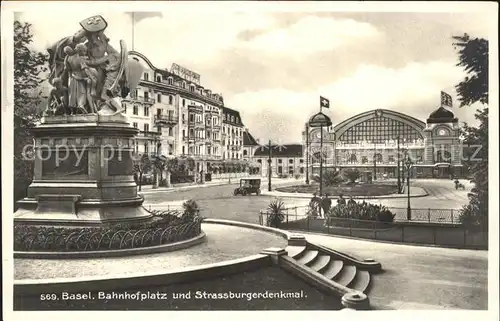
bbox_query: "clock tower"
[422,106,463,177]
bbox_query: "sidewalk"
[138,177,301,194]
[260,186,428,199]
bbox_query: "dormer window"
[190,85,195,92]
[167,77,173,85]
[182,81,186,89]
[231,116,235,122]
[156,75,162,82]
[143,73,149,81]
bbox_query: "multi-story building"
[123,51,231,172]
[221,107,245,160]
[252,144,305,177]
[302,107,466,179]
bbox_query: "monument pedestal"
[15,114,152,226]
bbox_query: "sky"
[14,3,495,144]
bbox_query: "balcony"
[124,96,156,105]
[188,105,203,113]
[154,114,178,126]
[231,145,242,151]
[137,130,161,140]
[183,135,195,142]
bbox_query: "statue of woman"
[63,44,91,114]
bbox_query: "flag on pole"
[440,91,453,108]
[320,96,330,109]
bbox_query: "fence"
[259,207,488,250]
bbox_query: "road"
[142,179,473,224]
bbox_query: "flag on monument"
[441,91,453,108]
[320,96,330,109]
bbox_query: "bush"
[266,198,286,228]
[294,173,301,180]
[344,168,361,184]
[13,207,203,252]
[326,200,395,223]
[312,169,344,187]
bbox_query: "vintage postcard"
[1,1,498,320]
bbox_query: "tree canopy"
[452,33,488,107]
[453,33,489,230]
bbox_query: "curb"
[261,189,429,200]
[202,218,291,240]
[285,229,488,251]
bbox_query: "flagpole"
[132,12,135,51]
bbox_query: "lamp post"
[267,140,272,192]
[397,136,401,193]
[405,154,413,220]
[305,123,310,185]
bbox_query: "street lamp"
[397,136,401,193]
[305,123,310,185]
[308,112,333,198]
[267,140,272,192]
[405,154,413,220]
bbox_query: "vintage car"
[233,179,261,196]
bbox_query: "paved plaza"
[142,178,473,225]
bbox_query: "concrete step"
[308,255,331,272]
[285,246,306,259]
[323,259,344,280]
[348,270,371,294]
[296,250,319,265]
[333,264,357,288]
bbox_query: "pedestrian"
[309,192,321,217]
[321,194,332,217]
[337,193,346,206]
[348,196,356,206]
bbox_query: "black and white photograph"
[1,0,498,318]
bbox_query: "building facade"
[222,107,244,160]
[123,51,246,172]
[253,144,305,177]
[303,107,465,179]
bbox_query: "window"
[300,159,304,163]
[182,99,186,107]
[168,77,173,85]
[231,116,235,122]
[236,117,239,124]
[190,85,195,92]
[278,159,283,164]
[349,154,357,164]
[388,155,395,163]
[144,142,149,154]
[143,73,149,81]
[189,114,194,122]
[144,92,149,102]
[157,94,161,103]
[278,166,282,174]
[121,102,127,113]
[289,166,294,175]
[144,107,149,117]
[182,146,185,154]
[257,159,262,163]
[223,114,226,120]
[133,122,138,128]
[243,150,248,156]
[156,75,162,82]
[362,156,368,164]
[168,127,173,136]
[168,144,173,155]
[182,82,186,89]
[157,126,162,133]
[144,124,149,132]
[132,89,138,98]
[289,159,294,164]
[168,95,173,104]
[300,167,304,174]
[133,105,138,115]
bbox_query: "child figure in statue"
[46,77,69,115]
[63,45,91,114]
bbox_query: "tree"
[13,21,49,207]
[453,34,488,106]
[344,168,361,184]
[453,33,488,231]
[133,154,152,192]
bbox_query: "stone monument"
[15,15,150,226]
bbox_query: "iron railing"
[259,206,487,249]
